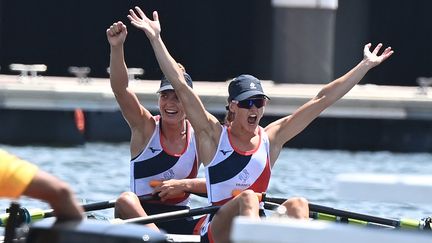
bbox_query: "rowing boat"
[2,218,201,243]
[2,182,431,243]
[2,212,430,243]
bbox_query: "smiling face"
[158,90,186,124]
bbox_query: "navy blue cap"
[157,73,193,93]
[228,74,270,101]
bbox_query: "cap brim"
[233,91,270,101]
[156,84,174,93]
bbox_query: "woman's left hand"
[363,43,394,67]
[128,6,161,40]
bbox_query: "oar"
[0,207,48,227]
[1,184,207,226]
[230,190,431,230]
[111,205,220,225]
[49,194,159,218]
[76,181,207,215]
[0,194,158,226]
[111,192,291,226]
[263,195,431,230]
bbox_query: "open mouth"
[247,114,257,124]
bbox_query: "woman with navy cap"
[106,17,206,234]
[129,5,394,242]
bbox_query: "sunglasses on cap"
[233,98,266,109]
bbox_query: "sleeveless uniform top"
[130,116,198,207]
[205,126,271,205]
[200,125,272,239]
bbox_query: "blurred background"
[0,0,431,85]
[1,0,432,151]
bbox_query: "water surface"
[1,143,431,221]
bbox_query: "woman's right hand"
[106,21,127,47]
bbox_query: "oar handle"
[80,194,158,213]
[150,180,207,198]
[82,199,116,212]
[149,180,186,199]
[149,180,163,188]
[231,190,264,201]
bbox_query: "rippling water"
[1,143,431,222]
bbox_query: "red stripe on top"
[245,156,271,194]
[227,127,262,156]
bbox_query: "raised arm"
[106,21,155,156]
[127,7,221,164]
[266,43,394,165]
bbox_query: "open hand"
[363,43,394,68]
[128,6,161,40]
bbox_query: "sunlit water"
[1,143,431,222]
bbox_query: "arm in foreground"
[23,170,84,221]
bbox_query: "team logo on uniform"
[219,149,233,155]
[149,147,161,153]
[163,169,175,180]
[238,169,250,183]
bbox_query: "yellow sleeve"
[0,149,38,198]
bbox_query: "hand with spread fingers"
[363,43,394,67]
[128,6,161,40]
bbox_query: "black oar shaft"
[309,203,399,227]
[43,210,55,218]
[122,205,219,225]
[83,200,116,211]
[81,194,156,212]
[42,194,157,219]
[265,196,400,227]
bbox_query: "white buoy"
[336,173,432,203]
[231,216,431,243]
